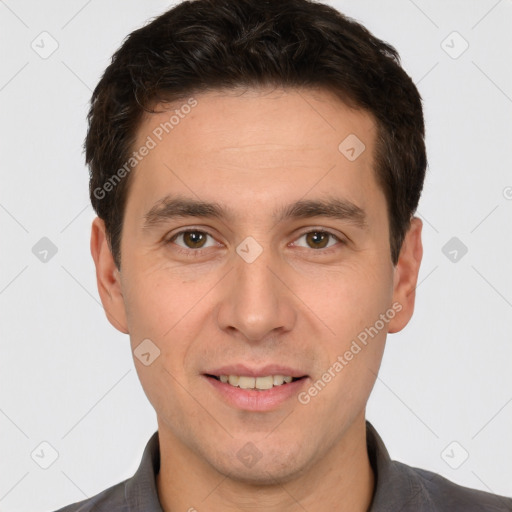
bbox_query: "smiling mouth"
[205,374,306,391]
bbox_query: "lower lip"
[204,376,308,412]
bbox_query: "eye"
[165,228,344,256]
[292,230,343,250]
[168,230,217,251]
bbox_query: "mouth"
[203,367,309,411]
[205,374,306,391]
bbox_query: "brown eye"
[305,231,330,249]
[295,230,340,250]
[183,231,206,248]
[171,230,213,249]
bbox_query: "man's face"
[94,87,420,483]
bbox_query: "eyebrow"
[142,194,367,230]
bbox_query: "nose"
[216,243,296,343]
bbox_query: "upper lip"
[205,364,308,378]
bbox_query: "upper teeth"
[219,375,293,389]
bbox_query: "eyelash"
[165,228,345,257]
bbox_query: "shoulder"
[398,461,512,512]
[48,431,161,512]
[49,479,128,512]
[366,421,512,511]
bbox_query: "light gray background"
[1,1,511,510]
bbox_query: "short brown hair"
[86,0,426,269]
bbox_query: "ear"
[90,217,129,334]
[387,217,423,334]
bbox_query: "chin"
[223,463,303,487]
[210,443,310,486]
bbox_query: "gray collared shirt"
[52,421,512,511]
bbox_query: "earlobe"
[388,217,423,334]
[90,217,129,334]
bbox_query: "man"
[53,0,512,510]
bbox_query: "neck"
[156,413,374,512]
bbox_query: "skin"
[91,87,423,512]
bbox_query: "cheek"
[123,258,186,333]
[124,272,194,414]
[122,264,211,376]
[300,260,393,341]
[298,260,392,403]
[312,263,392,409]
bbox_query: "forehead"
[126,87,381,224]
[138,86,375,153]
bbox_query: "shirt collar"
[366,421,436,511]
[125,430,163,512]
